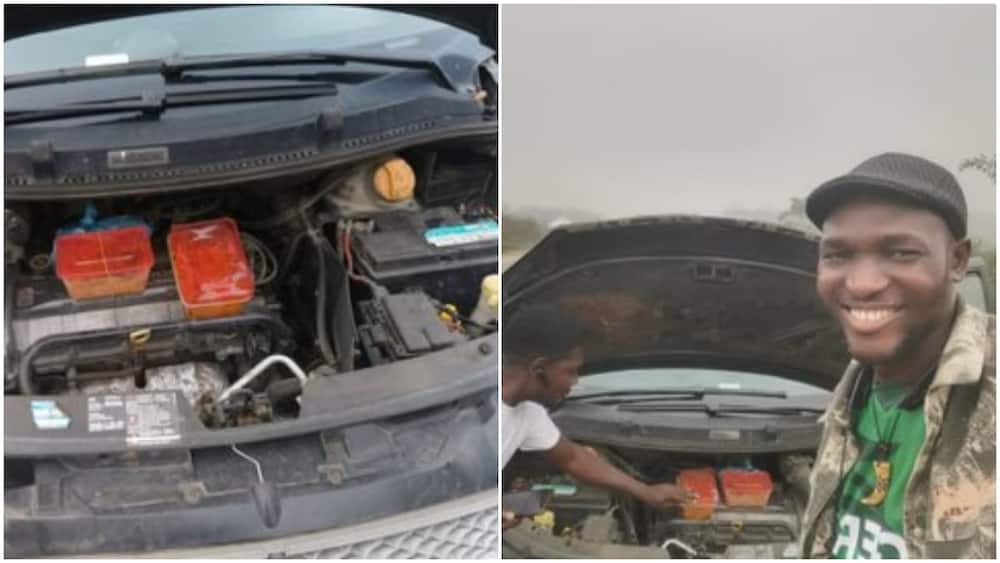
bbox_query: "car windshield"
[572,367,831,398]
[5,6,449,77]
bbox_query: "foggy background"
[501,5,996,262]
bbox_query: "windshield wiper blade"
[567,390,700,403]
[6,50,458,91]
[5,83,338,125]
[617,403,714,414]
[618,402,823,416]
[5,98,162,124]
[567,388,787,404]
[710,405,826,416]
[163,51,441,79]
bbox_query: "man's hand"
[546,438,695,510]
[635,482,694,509]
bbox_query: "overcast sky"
[502,5,996,238]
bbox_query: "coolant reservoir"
[325,156,420,217]
[372,157,416,202]
[168,217,254,320]
[470,274,499,325]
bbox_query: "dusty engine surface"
[11,266,283,354]
[9,260,290,391]
[651,492,800,558]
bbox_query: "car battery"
[352,207,497,313]
[543,484,613,531]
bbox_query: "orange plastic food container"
[677,467,720,520]
[720,469,773,507]
[168,218,254,320]
[55,226,154,300]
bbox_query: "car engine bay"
[504,445,814,559]
[5,143,499,430]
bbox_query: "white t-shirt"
[501,400,561,468]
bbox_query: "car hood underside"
[504,215,848,390]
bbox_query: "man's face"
[816,198,967,366]
[536,347,585,407]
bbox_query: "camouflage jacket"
[800,301,995,558]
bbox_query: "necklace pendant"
[877,442,892,459]
[861,460,892,507]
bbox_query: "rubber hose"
[276,231,308,286]
[6,266,18,390]
[312,234,337,367]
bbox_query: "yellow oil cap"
[372,158,416,202]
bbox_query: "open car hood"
[504,216,849,391]
[4,5,498,49]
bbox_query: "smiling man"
[798,153,995,559]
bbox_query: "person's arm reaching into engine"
[545,436,690,509]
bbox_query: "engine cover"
[15,272,169,348]
[9,269,290,394]
[11,269,277,353]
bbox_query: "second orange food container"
[719,469,773,507]
[168,217,255,320]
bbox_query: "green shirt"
[832,381,926,559]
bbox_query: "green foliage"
[777,197,820,234]
[959,154,996,184]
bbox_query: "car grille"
[304,504,497,559]
[92,489,498,559]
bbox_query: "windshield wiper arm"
[567,388,787,404]
[5,83,338,125]
[6,51,459,91]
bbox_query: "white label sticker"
[88,395,126,433]
[424,220,499,248]
[126,392,181,446]
[85,53,130,67]
[708,429,741,441]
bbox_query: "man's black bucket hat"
[806,152,968,239]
